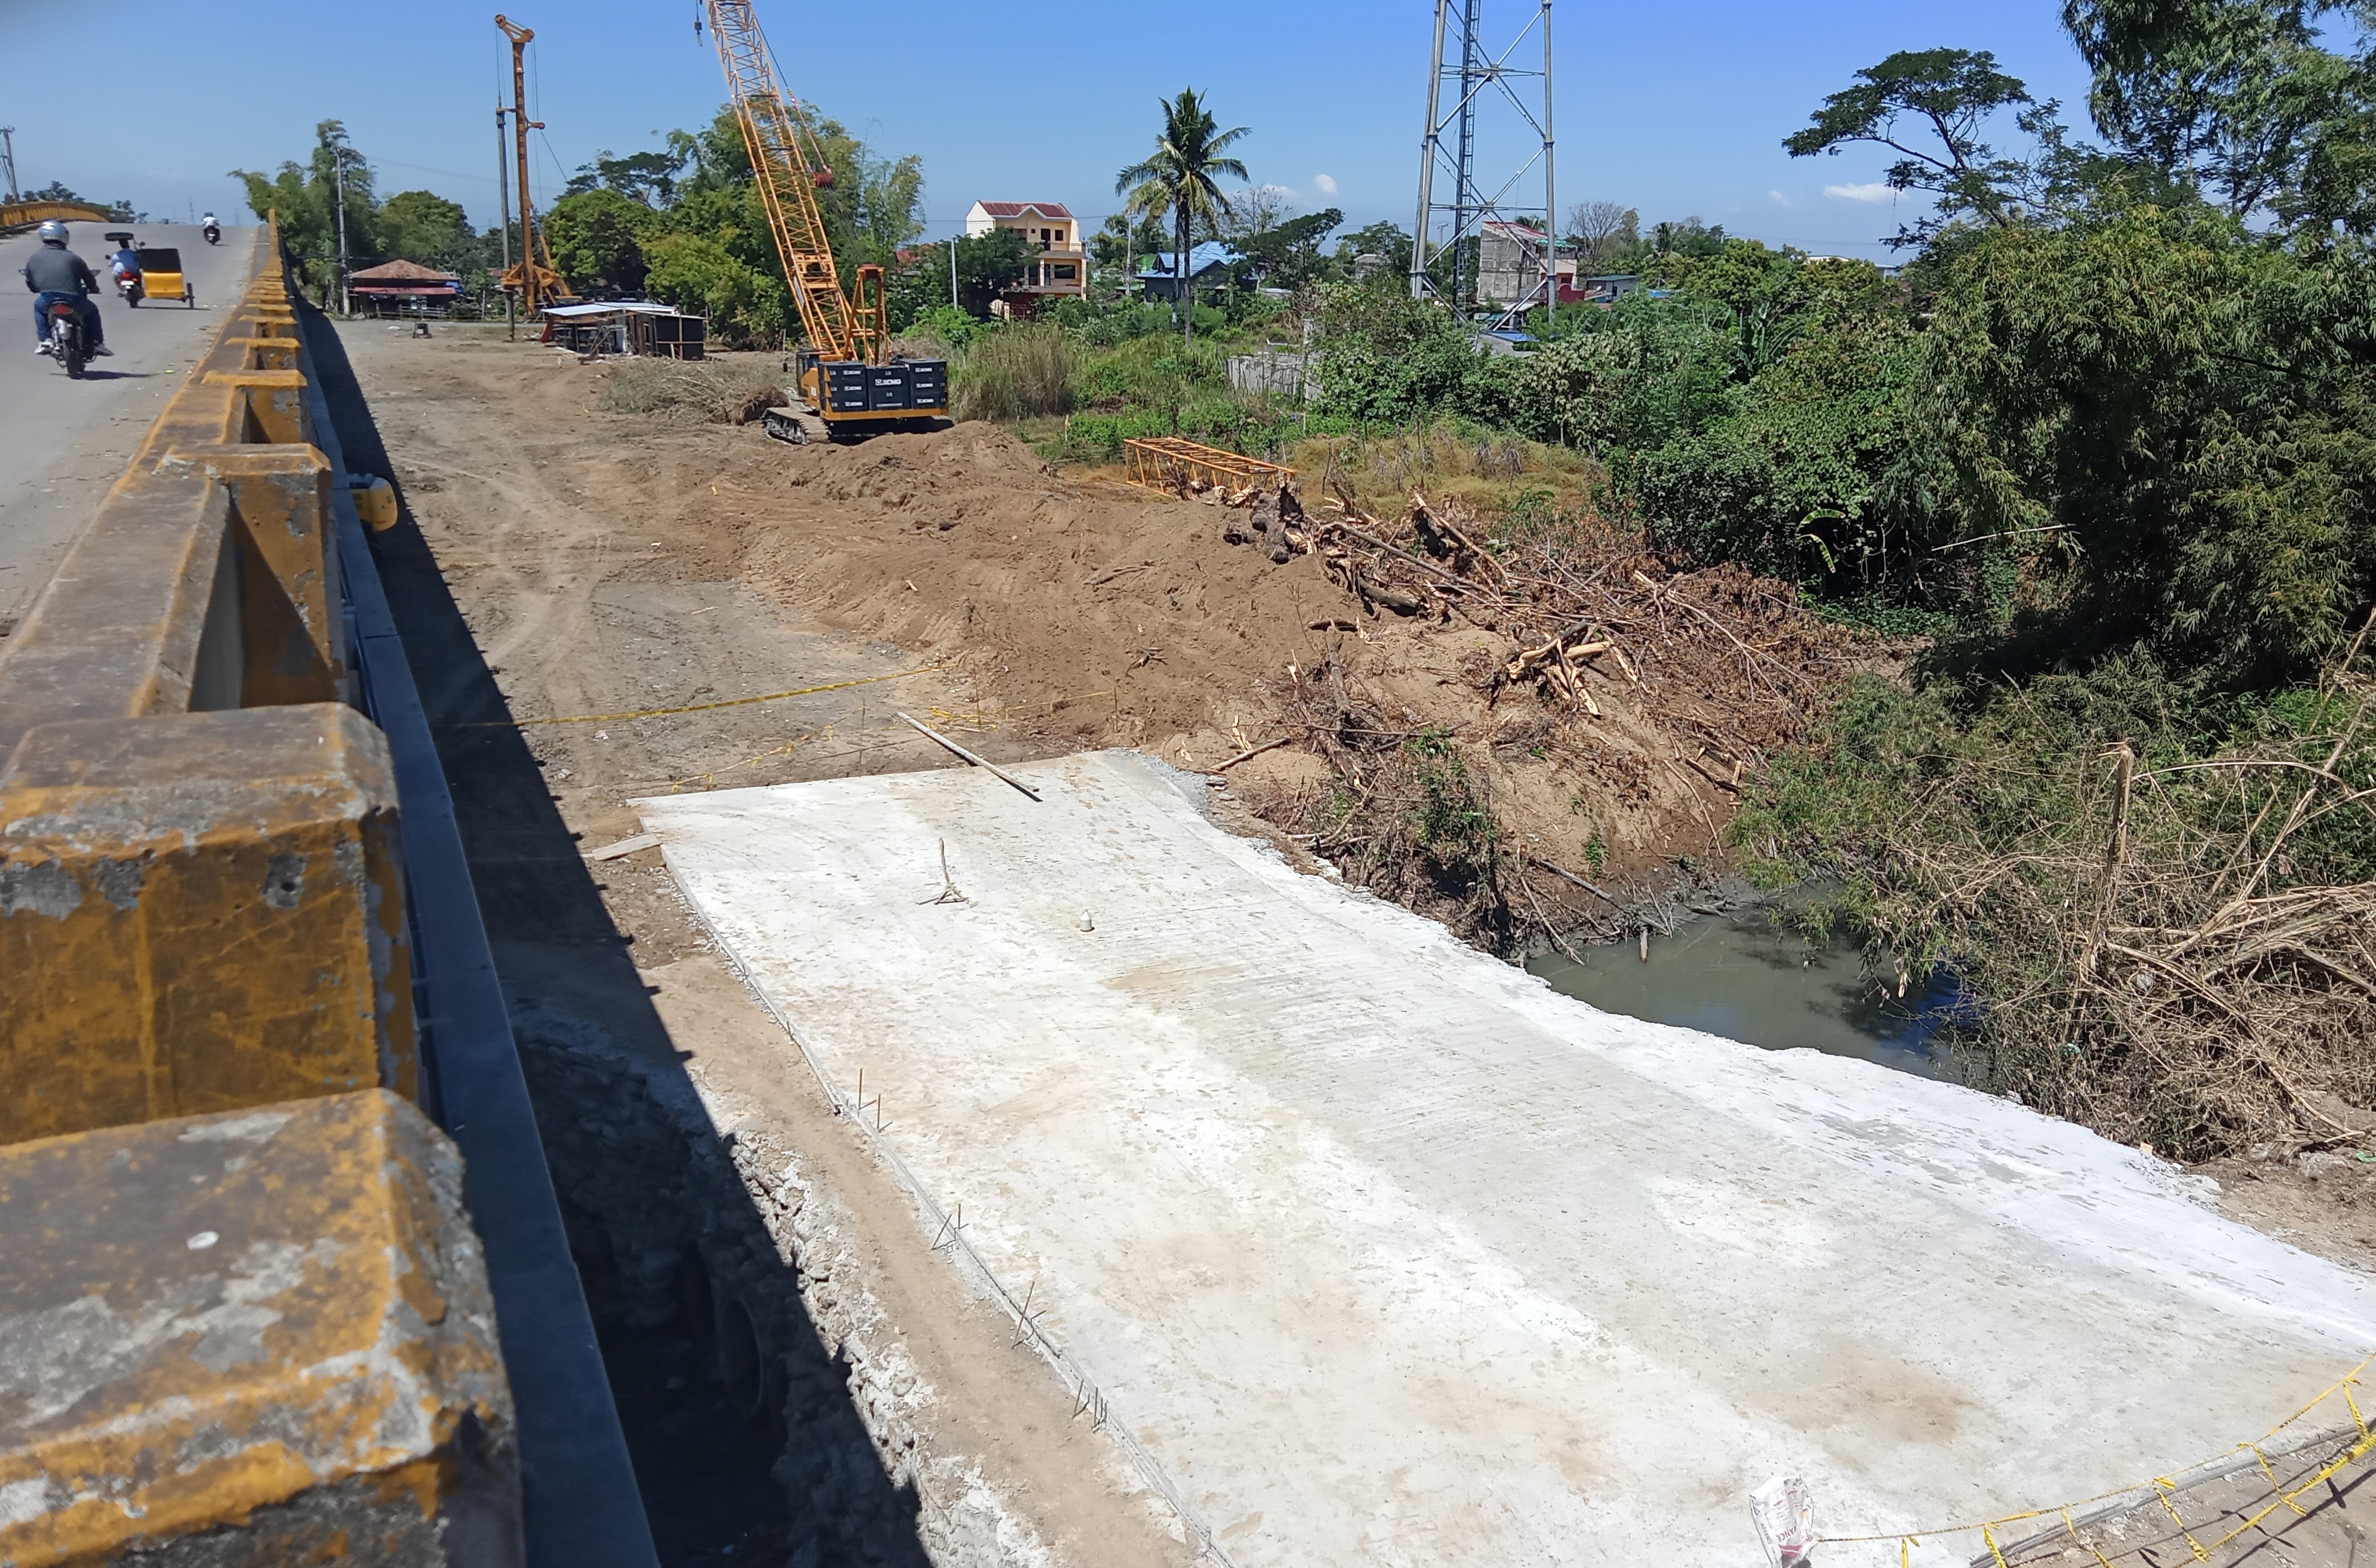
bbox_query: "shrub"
[952,323,1075,421]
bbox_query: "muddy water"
[1527,902,1961,1077]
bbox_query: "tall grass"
[596,356,783,423]
[952,324,1075,421]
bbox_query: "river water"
[1526,901,1962,1078]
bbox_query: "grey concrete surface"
[639,751,2376,1568]
[0,222,260,631]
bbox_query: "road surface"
[0,222,261,633]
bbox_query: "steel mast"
[1411,1,1557,324]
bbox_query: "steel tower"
[1411,1,1556,323]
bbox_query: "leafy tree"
[379,191,480,276]
[2063,0,2374,228]
[1236,207,1342,289]
[1784,49,2053,244]
[644,231,786,345]
[565,144,695,207]
[23,180,78,203]
[954,228,1033,315]
[1646,216,1728,259]
[1116,87,1250,345]
[546,188,658,295]
[232,119,377,306]
[1311,283,1491,421]
[1334,220,1414,281]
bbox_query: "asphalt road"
[0,222,261,632]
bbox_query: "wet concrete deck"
[637,750,2376,1568]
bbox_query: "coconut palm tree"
[1115,89,1250,347]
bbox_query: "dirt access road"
[321,320,2376,1566]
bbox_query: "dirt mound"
[723,422,1353,755]
[700,422,1867,946]
[391,349,1867,951]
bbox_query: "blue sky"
[0,1,2092,257]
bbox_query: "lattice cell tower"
[1411,0,1557,323]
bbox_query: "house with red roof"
[963,200,1087,306]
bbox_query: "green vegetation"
[233,120,490,306]
[1115,88,1251,346]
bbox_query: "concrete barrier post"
[0,1090,521,1566]
[0,704,416,1145]
[167,444,345,706]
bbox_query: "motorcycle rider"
[21,222,111,357]
[200,211,220,243]
[107,237,141,293]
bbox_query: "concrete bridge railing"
[0,220,648,1567]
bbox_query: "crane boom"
[703,0,884,365]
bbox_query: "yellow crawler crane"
[703,0,949,442]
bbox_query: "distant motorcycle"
[201,222,220,246]
[111,262,143,306]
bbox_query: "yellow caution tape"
[443,665,945,729]
[1818,1351,2376,1559]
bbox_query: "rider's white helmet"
[36,220,68,245]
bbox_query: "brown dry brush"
[1870,674,2376,1158]
[1216,478,1858,954]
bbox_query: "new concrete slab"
[636,752,2376,1567]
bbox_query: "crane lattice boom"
[704,0,884,364]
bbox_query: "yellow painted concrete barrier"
[0,217,413,1139]
[0,1090,520,1565]
[0,704,414,1142]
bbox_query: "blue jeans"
[32,291,102,348]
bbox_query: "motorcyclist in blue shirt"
[21,222,111,357]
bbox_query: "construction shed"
[539,299,706,359]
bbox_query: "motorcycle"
[112,264,144,306]
[201,223,220,246]
[44,298,88,379]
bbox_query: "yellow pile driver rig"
[702,1,949,442]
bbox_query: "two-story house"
[965,200,1089,306]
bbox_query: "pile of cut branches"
[1227,483,1860,953]
[1308,487,1860,779]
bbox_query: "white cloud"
[1824,181,1898,203]
[1313,173,1338,197]
[1768,190,1792,206]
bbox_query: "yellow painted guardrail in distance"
[0,214,518,1566]
[0,198,112,231]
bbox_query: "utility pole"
[1,128,19,203]
[496,103,516,341]
[334,142,352,316]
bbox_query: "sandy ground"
[332,321,2376,1565]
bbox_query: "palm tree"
[1115,89,1249,347]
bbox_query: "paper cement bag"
[1750,1474,1816,1567]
